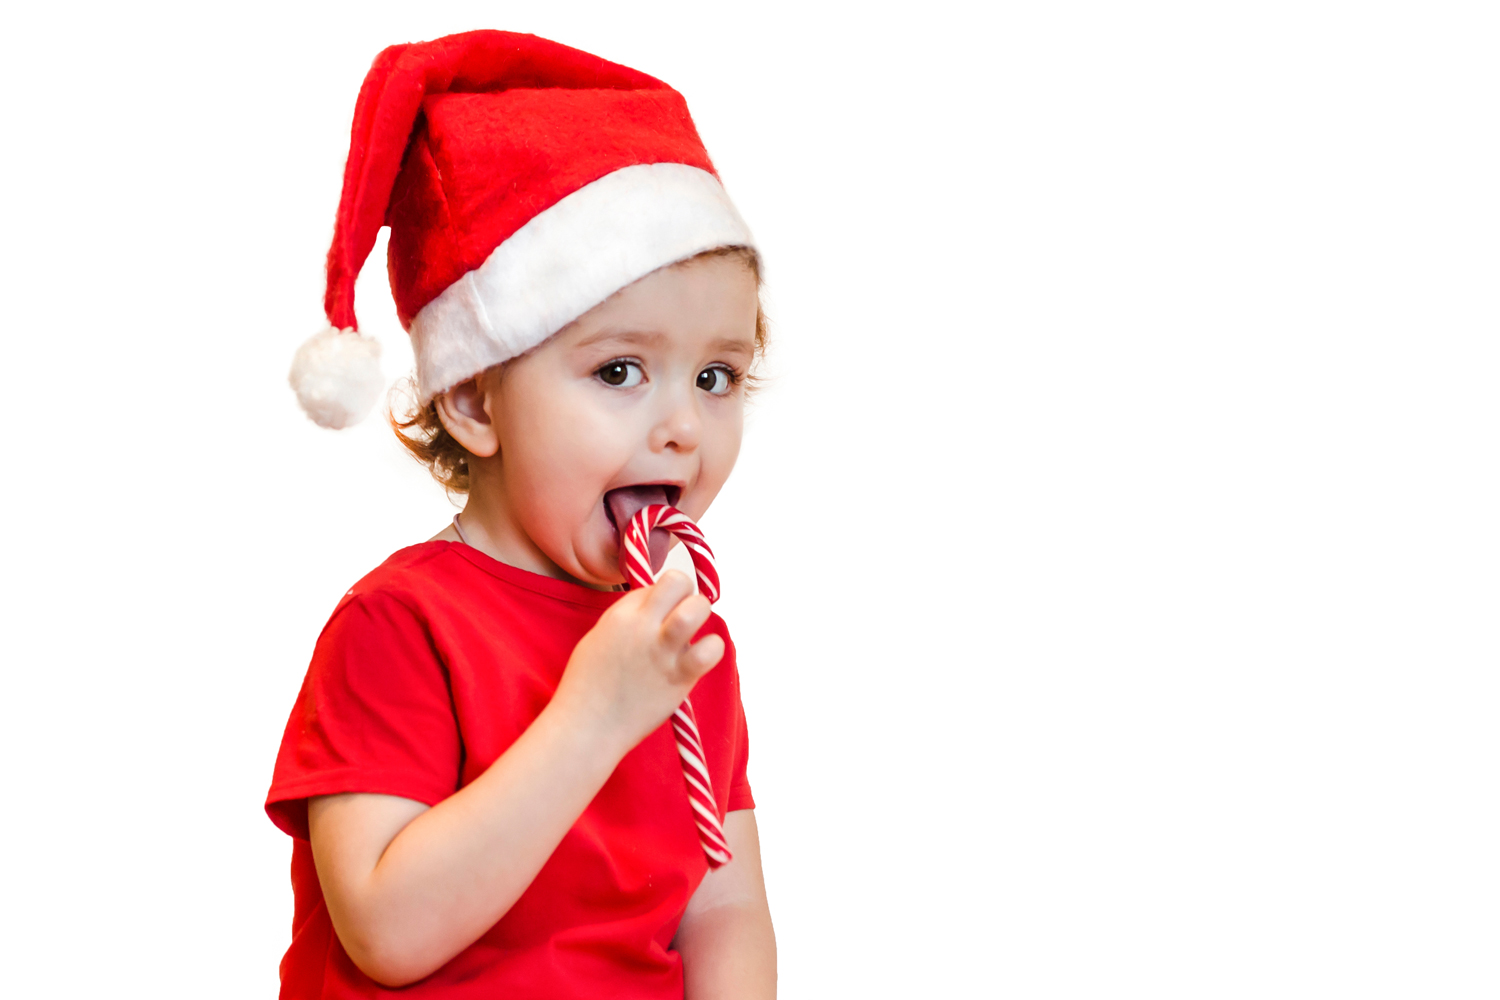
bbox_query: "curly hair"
[390,246,767,496]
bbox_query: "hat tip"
[289,327,385,429]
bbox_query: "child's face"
[465,255,759,587]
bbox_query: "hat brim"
[409,162,755,402]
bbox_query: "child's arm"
[673,810,777,999]
[307,571,723,987]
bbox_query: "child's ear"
[434,377,500,458]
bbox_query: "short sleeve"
[720,628,755,813]
[726,690,755,812]
[266,591,462,840]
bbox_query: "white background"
[1,2,1496,996]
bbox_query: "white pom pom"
[288,327,385,429]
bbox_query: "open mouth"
[602,483,683,536]
[603,484,682,574]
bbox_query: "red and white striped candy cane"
[620,504,732,868]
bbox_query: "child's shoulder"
[355,538,459,585]
[334,540,467,614]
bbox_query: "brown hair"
[390,246,768,496]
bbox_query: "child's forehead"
[557,261,759,351]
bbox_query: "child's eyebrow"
[572,329,670,350]
[707,337,756,359]
[572,330,755,357]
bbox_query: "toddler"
[268,30,775,999]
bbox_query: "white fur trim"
[409,163,754,401]
[288,326,385,429]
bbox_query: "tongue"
[606,485,673,575]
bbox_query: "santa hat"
[289,30,754,429]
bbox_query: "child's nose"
[648,391,701,453]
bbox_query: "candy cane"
[620,504,732,868]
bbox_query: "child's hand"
[552,570,725,753]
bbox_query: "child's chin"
[577,544,627,589]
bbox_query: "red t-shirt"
[266,541,753,999]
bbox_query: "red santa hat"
[289,30,754,428]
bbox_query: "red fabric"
[386,87,714,328]
[266,542,753,999]
[324,29,713,332]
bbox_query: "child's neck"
[449,477,612,592]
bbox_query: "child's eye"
[696,366,735,396]
[596,361,644,387]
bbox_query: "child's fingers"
[660,592,712,649]
[680,632,726,681]
[641,570,695,619]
